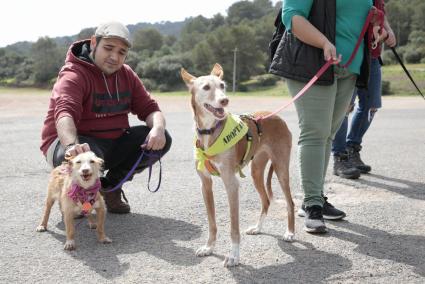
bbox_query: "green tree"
[178,16,210,51]
[192,41,216,73]
[31,37,63,85]
[78,28,95,40]
[386,2,413,46]
[411,3,425,32]
[132,28,164,55]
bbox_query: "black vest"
[269,0,369,88]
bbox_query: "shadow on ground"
[339,173,425,201]
[331,221,425,277]
[223,234,352,283]
[48,213,202,279]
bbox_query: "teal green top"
[282,0,372,75]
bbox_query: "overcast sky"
[1,0,279,47]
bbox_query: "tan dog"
[36,151,112,250]
[181,64,294,267]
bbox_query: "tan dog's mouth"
[81,173,92,181]
[204,103,226,119]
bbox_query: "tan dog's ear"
[210,63,223,79]
[181,68,196,85]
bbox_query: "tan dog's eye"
[75,161,81,164]
[203,84,210,91]
[90,160,95,164]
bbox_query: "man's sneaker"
[333,152,361,179]
[304,205,327,233]
[101,188,130,214]
[347,144,371,173]
[298,197,346,220]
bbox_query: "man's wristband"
[64,143,76,152]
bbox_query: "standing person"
[270,0,373,233]
[40,21,172,214]
[332,11,397,179]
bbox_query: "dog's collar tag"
[82,201,92,214]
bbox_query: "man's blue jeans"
[332,58,382,154]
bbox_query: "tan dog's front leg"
[222,173,240,267]
[36,196,55,232]
[196,173,216,257]
[63,207,76,250]
[94,202,112,244]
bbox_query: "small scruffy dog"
[36,151,112,250]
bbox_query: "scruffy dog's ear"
[210,63,223,79]
[95,156,104,170]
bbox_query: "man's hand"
[65,143,91,160]
[142,127,166,151]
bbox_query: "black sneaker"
[322,196,346,220]
[333,152,361,179]
[347,145,371,173]
[304,205,327,233]
[298,197,346,220]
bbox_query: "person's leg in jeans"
[347,58,382,172]
[330,92,361,179]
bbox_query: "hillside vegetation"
[0,0,424,94]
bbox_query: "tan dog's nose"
[219,98,229,107]
[82,169,90,175]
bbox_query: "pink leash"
[256,8,375,121]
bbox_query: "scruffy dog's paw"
[99,237,112,244]
[245,226,261,235]
[36,225,47,232]
[88,223,97,229]
[196,245,213,257]
[283,231,295,242]
[223,255,239,267]
[64,240,76,250]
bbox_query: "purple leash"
[101,149,162,193]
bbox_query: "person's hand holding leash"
[141,126,166,150]
[322,40,342,64]
[384,29,396,47]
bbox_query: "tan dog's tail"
[266,164,274,201]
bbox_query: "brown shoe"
[101,189,130,214]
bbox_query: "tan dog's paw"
[64,240,76,250]
[36,225,47,232]
[245,226,261,235]
[99,237,112,244]
[223,255,239,267]
[283,231,295,242]
[88,223,97,229]
[195,245,214,257]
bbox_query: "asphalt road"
[0,93,424,283]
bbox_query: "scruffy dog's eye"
[220,83,225,89]
[203,84,210,91]
[75,161,81,164]
[90,160,95,164]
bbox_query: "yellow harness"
[195,114,251,177]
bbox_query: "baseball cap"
[95,21,132,48]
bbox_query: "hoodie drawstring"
[102,73,120,101]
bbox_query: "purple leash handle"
[145,151,162,193]
[101,150,147,193]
